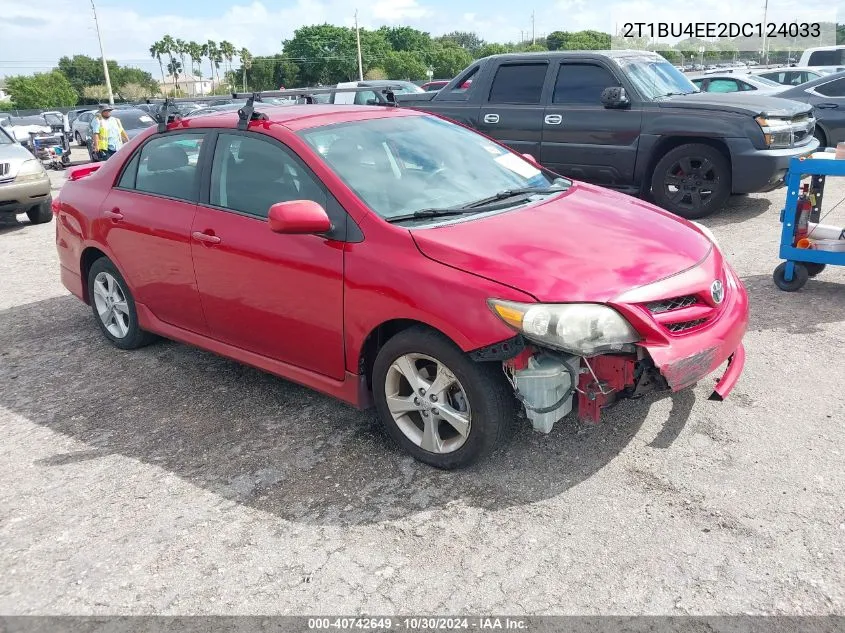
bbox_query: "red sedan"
[54,102,749,469]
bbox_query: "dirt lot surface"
[1,147,844,615]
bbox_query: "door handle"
[544,114,563,125]
[483,113,500,124]
[104,208,123,221]
[816,103,838,109]
[192,231,221,245]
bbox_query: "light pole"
[762,0,769,67]
[90,0,114,104]
[426,67,434,82]
[354,9,364,81]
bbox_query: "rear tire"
[26,200,53,224]
[372,326,515,469]
[75,131,84,146]
[805,262,826,277]
[813,127,827,149]
[87,258,156,350]
[651,143,731,219]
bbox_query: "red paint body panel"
[54,105,749,414]
[190,205,346,380]
[411,182,712,303]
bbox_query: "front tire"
[87,258,155,350]
[651,143,731,219]
[75,131,84,146]
[26,200,53,224]
[773,262,809,292]
[372,327,515,469]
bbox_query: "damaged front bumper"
[496,259,749,432]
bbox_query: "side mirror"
[268,200,333,235]
[522,153,540,165]
[601,86,630,109]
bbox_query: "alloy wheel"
[384,353,472,454]
[92,271,130,338]
[663,155,719,212]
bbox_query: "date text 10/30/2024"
[307,618,529,630]
[620,22,822,39]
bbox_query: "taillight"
[51,198,61,214]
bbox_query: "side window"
[489,64,548,104]
[691,79,705,90]
[553,64,618,104]
[133,133,204,202]
[210,134,326,219]
[446,66,478,95]
[815,77,845,97]
[708,79,739,93]
[354,90,378,105]
[117,153,140,189]
[737,80,755,91]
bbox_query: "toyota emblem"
[710,280,724,304]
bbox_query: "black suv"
[398,50,818,218]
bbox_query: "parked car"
[83,108,157,162]
[66,108,93,127]
[421,80,449,91]
[0,125,52,224]
[396,50,819,219]
[690,73,785,94]
[776,71,845,147]
[71,110,97,145]
[53,100,749,469]
[751,67,830,86]
[798,46,845,67]
[326,80,425,105]
[0,114,51,145]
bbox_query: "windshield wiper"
[459,186,566,209]
[384,207,484,223]
[662,91,696,97]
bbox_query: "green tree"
[238,54,299,90]
[220,40,236,84]
[283,24,389,85]
[57,54,103,96]
[160,35,178,88]
[364,67,387,80]
[383,51,428,80]
[427,44,473,78]
[175,39,188,80]
[6,71,78,108]
[239,47,252,92]
[205,40,219,85]
[546,31,567,50]
[149,42,166,86]
[437,31,485,55]
[476,43,509,58]
[377,26,432,52]
[187,41,203,82]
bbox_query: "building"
[0,80,11,102]
[158,72,217,97]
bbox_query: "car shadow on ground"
[700,196,772,228]
[0,215,31,235]
[742,273,845,334]
[0,295,695,527]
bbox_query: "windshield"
[114,110,157,130]
[617,57,699,99]
[300,115,562,221]
[0,127,12,144]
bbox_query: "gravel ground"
[1,148,844,615]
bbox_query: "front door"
[191,132,346,380]
[100,132,208,334]
[540,61,643,187]
[477,61,550,158]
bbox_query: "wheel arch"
[79,246,110,304]
[356,319,464,391]
[640,136,732,196]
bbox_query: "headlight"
[691,221,719,248]
[755,115,804,149]
[15,159,47,182]
[488,300,640,355]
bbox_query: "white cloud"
[371,0,432,22]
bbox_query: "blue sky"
[1,0,841,78]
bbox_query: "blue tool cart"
[773,154,845,292]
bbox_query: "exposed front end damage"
[480,251,750,432]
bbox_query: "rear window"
[814,77,845,97]
[114,110,156,130]
[488,63,548,104]
[808,50,845,65]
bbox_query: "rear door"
[99,132,209,334]
[477,61,550,158]
[541,60,643,187]
[806,76,845,144]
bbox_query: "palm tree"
[219,40,235,87]
[167,59,183,93]
[160,34,178,89]
[149,41,165,88]
[187,41,203,94]
[206,40,219,89]
[175,39,188,81]
[239,47,252,92]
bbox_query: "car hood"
[410,182,713,303]
[660,92,813,117]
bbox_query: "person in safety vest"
[91,104,129,161]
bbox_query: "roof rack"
[149,85,401,133]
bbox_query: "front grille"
[647,295,698,313]
[0,163,9,177]
[666,318,707,333]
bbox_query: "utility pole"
[355,9,364,81]
[90,0,114,104]
[531,11,536,45]
[762,0,769,67]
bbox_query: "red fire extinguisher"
[795,183,812,246]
